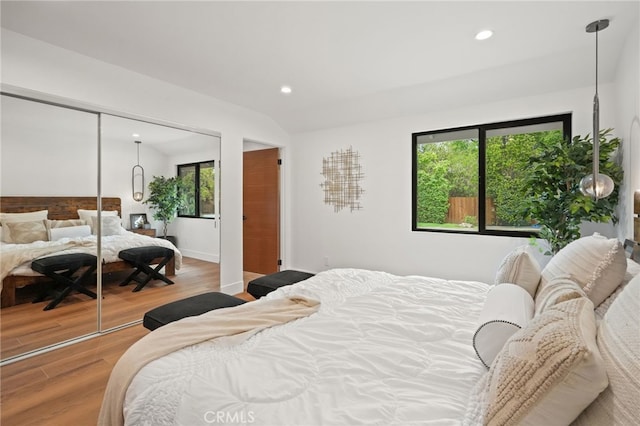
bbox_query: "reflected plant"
[143,175,188,238]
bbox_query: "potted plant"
[143,175,187,244]
[523,129,624,255]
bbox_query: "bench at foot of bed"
[143,292,246,331]
[247,270,315,299]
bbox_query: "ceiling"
[1,1,638,133]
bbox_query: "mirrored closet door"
[99,114,221,331]
[1,90,221,363]
[0,93,99,360]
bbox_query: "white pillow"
[91,216,123,236]
[538,233,626,307]
[473,283,534,368]
[483,297,608,426]
[77,209,118,232]
[494,245,541,297]
[49,225,92,241]
[0,210,48,243]
[573,274,640,424]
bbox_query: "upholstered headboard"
[0,196,121,219]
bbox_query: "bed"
[101,234,639,426]
[0,196,181,308]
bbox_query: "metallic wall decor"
[321,146,364,212]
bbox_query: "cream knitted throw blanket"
[97,296,320,426]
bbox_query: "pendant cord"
[592,25,600,198]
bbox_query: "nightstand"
[127,228,156,237]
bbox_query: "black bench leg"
[121,256,175,292]
[44,285,75,311]
[132,258,174,292]
[40,265,97,311]
[120,268,143,287]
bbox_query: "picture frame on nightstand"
[130,213,148,229]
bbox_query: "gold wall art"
[320,146,364,212]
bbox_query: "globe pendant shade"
[579,173,615,199]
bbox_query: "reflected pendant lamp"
[132,140,145,202]
[579,19,615,200]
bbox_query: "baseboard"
[221,280,244,295]
[178,249,219,263]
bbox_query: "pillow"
[91,216,123,236]
[46,219,86,229]
[45,219,86,240]
[494,245,541,297]
[572,274,640,425]
[538,233,626,308]
[534,275,586,316]
[483,297,608,426]
[473,283,534,368]
[594,258,640,321]
[0,210,48,243]
[49,225,92,241]
[2,220,48,244]
[77,209,118,232]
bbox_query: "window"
[412,114,571,237]
[178,160,216,218]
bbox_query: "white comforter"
[124,268,489,425]
[1,231,182,278]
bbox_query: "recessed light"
[280,85,292,95]
[132,133,140,138]
[475,30,493,41]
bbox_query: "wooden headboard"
[0,196,121,219]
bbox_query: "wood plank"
[1,257,212,359]
[0,196,121,219]
[0,266,257,425]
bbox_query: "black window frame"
[412,113,571,237]
[177,160,216,219]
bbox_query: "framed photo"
[130,213,148,229]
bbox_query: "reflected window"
[178,160,215,218]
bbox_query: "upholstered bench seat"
[31,253,98,310]
[143,292,246,331]
[247,270,315,299]
[118,246,175,292]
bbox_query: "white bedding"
[1,231,182,278]
[124,268,490,425]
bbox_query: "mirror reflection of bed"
[0,196,207,359]
[0,93,222,362]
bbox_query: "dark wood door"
[243,148,280,274]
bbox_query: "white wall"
[289,84,622,284]
[614,24,640,242]
[100,139,169,228]
[1,95,98,195]
[1,29,290,294]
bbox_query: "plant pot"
[159,235,177,246]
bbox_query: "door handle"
[243,215,247,221]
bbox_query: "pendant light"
[579,19,614,200]
[132,140,145,202]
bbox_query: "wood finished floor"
[1,257,225,359]
[0,258,260,426]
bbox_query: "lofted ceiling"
[1,1,639,133]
